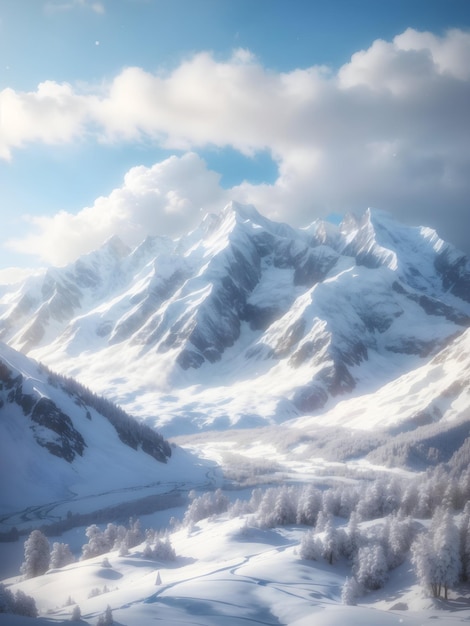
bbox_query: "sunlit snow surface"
[1,515,468,625]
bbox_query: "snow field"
[3,511,468,626]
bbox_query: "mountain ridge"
[0,202,469,435]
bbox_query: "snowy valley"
[1,203,470,625]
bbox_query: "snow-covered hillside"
[0,342,217,519]
[3,455,470,626]
[0,516,455,626]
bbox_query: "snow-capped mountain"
[0,342,175,513]
[0,203,469,435]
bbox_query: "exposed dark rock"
[30,398,86,462]
[243,304,281,331]
[385,338,437,357]
[435,249,470,303]
[319,361,356,396]
[292,383,328,413]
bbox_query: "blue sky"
[1,0,470,276]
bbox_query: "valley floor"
[2,428,470,625]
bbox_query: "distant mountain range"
[0,202,469,436]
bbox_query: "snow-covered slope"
[2,511,467,626]
[0,342,212,516]
[0,203,469,435]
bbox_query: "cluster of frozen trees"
[299,509,415,603]
[224,463,470,529]
[179,461,470,602]
[19,516,177,580]
[0,583,37,617]
[412,505,470,600]
[143,529,176,561]
[183,489,230,527]
[81,517,144,559]
[79,517,175,562]
[11,516,175,622]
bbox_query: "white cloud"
[0,81,90,160]
[3,28,470,258]
[7,153,227,265]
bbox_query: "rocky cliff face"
[0,343,171,465]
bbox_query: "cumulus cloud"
[7,153,227,265]
[4,27,470,258]
[0,81,91,160]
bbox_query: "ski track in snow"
[119,542,320,626]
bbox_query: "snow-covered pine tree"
[255,488,277,528]
[13,590,38,617]
[272,486,297,526]
[433,510,460,599]
[320,515,339,565]
[299,528,319,560]
[125,517,143,549]
[50,542,75,568]
[355,544,388,590]
[71,604,82,621]
[0,583,14,613]
[341,576,361,605]
[343,510,361,561]
[0,585,38,617]
[411,532,439,597]
[97,604,113,625]
[459,503,470,582]
[383,513,414,569]
[21,529,50,578]
[296,485,321,526]
[81,524,109,560]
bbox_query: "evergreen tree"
[343,510,361,560]
[97,604,113,625]
[13,590,38,617]
[383,513,413,569]
[0,583,14,613]
[341,576,361,605]
[81,524,108,560]
[459,507,470,582]
[412,532,439,597]
[272,486,296,526]
[255,488,278,528]
[299,529,319,560]
[21,529,50,578]
[355,544,388,590]
[320,515,339,565]
[50,542,75,569]
[125,517,143,549]
[296,485,321,526]
[433,510,460,599]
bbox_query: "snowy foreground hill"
[1,204,470,625]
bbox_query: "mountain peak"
[100,234,131,259]
[224,201,263,222]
